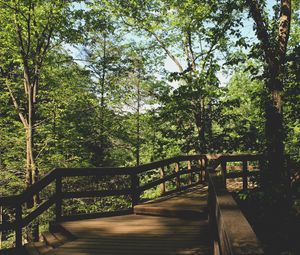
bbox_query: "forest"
[0,0,299,253]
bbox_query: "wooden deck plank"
[44,185,211,255]
[134,185,208,218]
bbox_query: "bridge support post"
[204,157,208,181]
[198,159,206,183]
[15,204,22,248]
[187,161,192,185]
[175,162,180,189]
[55,175,62,222]
[131,173,139,206]
[242,160,248,190]
[221,160,227,188]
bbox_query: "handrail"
[210,154,263,190]
[0,170,57,205]
[0,154,207,250]
[0,154,260,204]
[1,153,265,251]
[0,155,205,203]
[208,154,265,255]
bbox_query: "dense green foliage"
[0,0,299,250]
[0,0,298,194]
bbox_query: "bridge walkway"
[44,185,211,255]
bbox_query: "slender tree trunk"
[25,80,39,242]
[194,99,206,154]
[9,0,59,243]
[185,30,208,154]
[200,98,206,151]
[53,104,57,141]
[25,126,32,190]
[207,102,213,149]
[151,122,156,162]
[136,74,141,166]
[98,34,107,166]
[100,34,106,137]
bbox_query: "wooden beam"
[187,161,192,185]
[130,173,139,206]
[242,161,248,190]
[160,167,166,195]
[55,175,62,222]
[15,204,22,248]
[175,162,180,189]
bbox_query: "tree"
[245,0,292,189]
[217,63,265,153]
[106,0,244,153]
[0,0,81,241]
[283,0,300,161]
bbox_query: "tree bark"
[5,0,60,243]
[99,33,107,166]
[25,79,40,242]
[136,71,141,166]
[194,99,206,154]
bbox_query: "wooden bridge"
[0,155,265,255]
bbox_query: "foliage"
[0,0,299,250]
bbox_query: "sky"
[71,0,278,88]
[163,0,276,87]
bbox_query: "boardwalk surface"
[134,185,208,218]
[45,185,211,255]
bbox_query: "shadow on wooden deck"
[44,185,211,255]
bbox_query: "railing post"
[221,160,227,188]
[0,205,2,249]
[198,158,207,183]
[204,156,208,181]
[197,159,201,183]
[242,160,248,190]
[258,156,265,188]
[15,204,22,248]
[175,162,180,189]
[131,172,139,207]
[160,166,166,195]
[55,175,62,222]
[187,160,192,185]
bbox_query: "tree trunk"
[194,99,206,154]
[207,101,213,150]
[264,76,290,194]
[136,74,141,166]
[200,98,206,151]
[246,0,291,193]
[25,82,39,242]
[98,34,107,166]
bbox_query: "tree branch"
[278,0,291,66]
[186,30,196,71]
[27,0,32,57]
[5,79,28,127]
[120,17,184,73]
[145,28,184,73]
[0,0,28,20]
[246,0,274,64]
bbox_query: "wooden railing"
[207,154,264,255]
[213,154,263,190]
[0,155,207,250]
